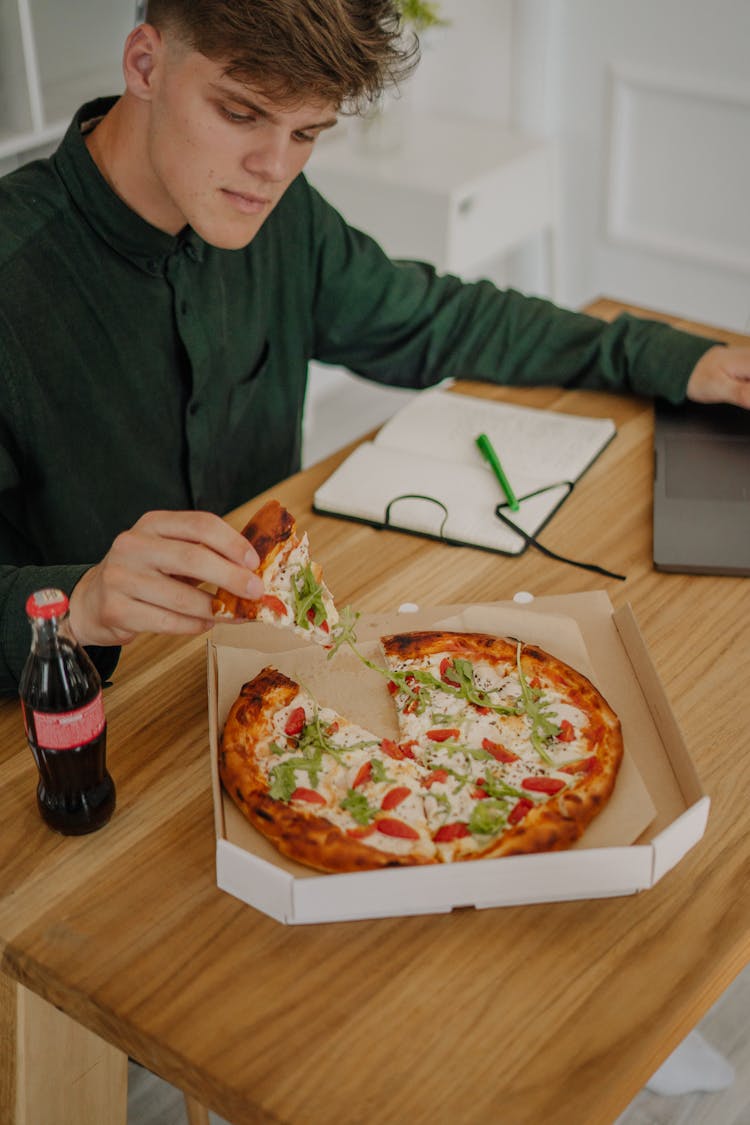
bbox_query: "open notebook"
[313,388,616,555]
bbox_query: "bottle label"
[31,691,105,750]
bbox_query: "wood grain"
[1,301,748,1125]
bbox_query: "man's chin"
[190,214,268,250]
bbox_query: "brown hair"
[144,0,418,111]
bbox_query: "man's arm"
[305,180,747,408]
[0,511,265,696]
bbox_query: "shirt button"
[147,259,160,274]
[184,244,198,261]
[188,402,200,416]
[180,300,189,315]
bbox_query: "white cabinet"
[307,113,558,289]
[0,0,133,170]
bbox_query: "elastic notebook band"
[381,487,626,582]
[494,481,626,581]
[384,494,450,538]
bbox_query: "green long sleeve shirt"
[0,97,714,694]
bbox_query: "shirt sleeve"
[0,557,121,696]
[307,183,716,403]
[0,345,120,695]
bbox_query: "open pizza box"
[207,590,708,924]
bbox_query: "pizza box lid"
[207,591,708,924]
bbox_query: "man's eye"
[221,106,254,124]
[294,131,318,144]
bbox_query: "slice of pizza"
[212,500,339,647]
[380,631,623,863]
[220,667,437,873]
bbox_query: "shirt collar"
[53,96,207,276]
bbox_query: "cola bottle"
[19,588,116,835]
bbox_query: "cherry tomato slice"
[482,738,518,763]
[261,594,287,617]
[352,761,372,789]
[290,787,325,805]
[381,786,411,810]
[522,777,567,794]
[434,822,470,842]
[508,798,534,824]
[284,707,306,736]
[423,769,449,788]
[426,728,460,742]
[376,818,420,840]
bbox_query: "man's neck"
[84,96,185,236]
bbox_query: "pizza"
[212,500,339,647]
[219,630,623,872]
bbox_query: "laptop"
[653,399,750,575]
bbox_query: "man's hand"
[68,510,264,647]
[686,345,750,409]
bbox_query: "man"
[0,0,748,695]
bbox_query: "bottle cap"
[26,588,70,620]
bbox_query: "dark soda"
[20,589,115,835]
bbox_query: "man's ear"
[122,24,164,100]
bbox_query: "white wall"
[406,0,750,332]
[511,0,750,331]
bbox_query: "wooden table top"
[1,299,749,1125]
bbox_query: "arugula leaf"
[481,771,528,802]
[295,710,376,764]
[468,799,510,838]
[514,642,559,766]
[436,741,493,762]
[428,711,464,725]
[327,605,360,660]
[340,788,378,826]
[291,563,328,630]
[370,758,393,784]
[268,760,300,801]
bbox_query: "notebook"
[653,399,750,575]
[313,388,616,555]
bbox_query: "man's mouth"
[221,189,270,215]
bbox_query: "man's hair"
[145,0,418,111]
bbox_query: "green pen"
[475,433,520,512]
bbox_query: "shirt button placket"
[168,250,207,508]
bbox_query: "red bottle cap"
[26,588,70,620]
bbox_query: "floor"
[131,369,747,1125]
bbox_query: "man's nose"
[243,135,289,182]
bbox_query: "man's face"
[144,40,338,247]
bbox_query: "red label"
[31,692,105,750]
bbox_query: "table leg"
[0,972,127,1124]
[184,1092,211,1124]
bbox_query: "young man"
[0,0,748,694]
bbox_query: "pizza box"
[207,591,708,924]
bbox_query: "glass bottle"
[19,588,115,835]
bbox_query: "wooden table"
[2,300,748,1125]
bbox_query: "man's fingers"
[69,510,265,648]
[112,520,264,600]
[135,510,261,571]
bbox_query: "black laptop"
[653,399,750,575]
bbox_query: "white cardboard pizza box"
[207,591,708,924]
